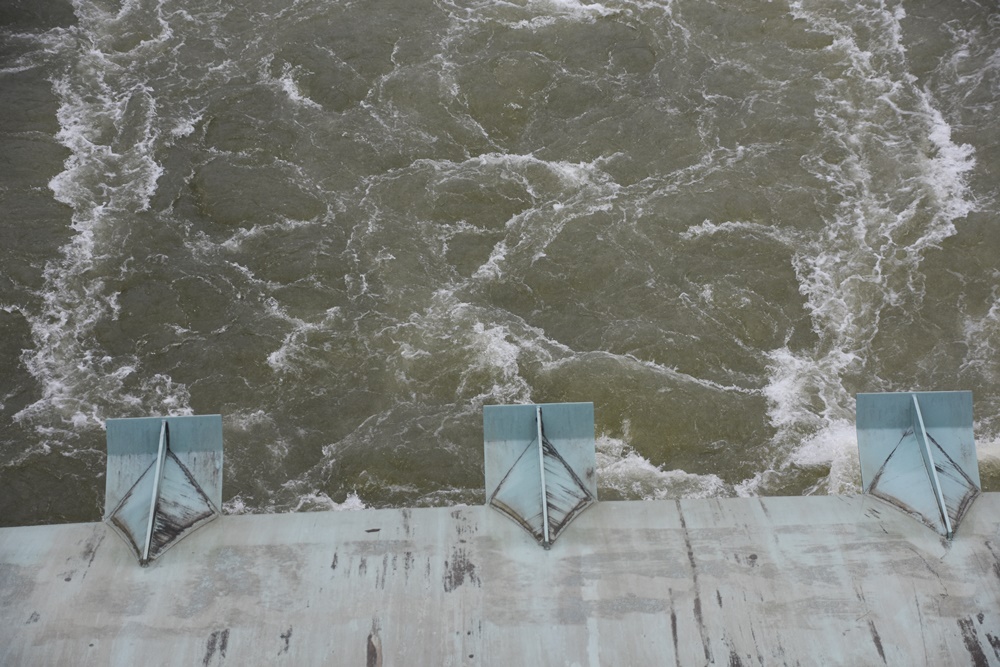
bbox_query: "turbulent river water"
[2,0,999,526]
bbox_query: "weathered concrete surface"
[2,494,1000,666]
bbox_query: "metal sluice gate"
[101,393,983,564]
[484,403,597,549]
[104,415,223,565]
[857,390,980,538]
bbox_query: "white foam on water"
[15,3,193,440]
[787,419,860,495]
[168,110,203,140]
[472,240,508,282]
[973,427,1000,464]
[763,1,978,495]
[220,217,318,253]
[937,20,1000,114]
[544,349,758,395]
[270,59,323,110]
[266,301,343,374]
[960,291,1000,384]
[222,495,251,515]
[680,219,797,245]
[389,289,555,406]
[458,321,533,404]
[0,63,39,75]
[537,0,618,16]
[356,152,620,293]
[458,154,620,284]
[71,0,177,52]
[290,491,366,513]
[596,430,731,500]
[227,408,276,432]
[224,490,366,515]
[441,0,624,30]
[433,151,615,186]
[0,23,71,74]
[920,104,977,224]
[644,143,760,202]
[960,301,1000,452]
[509,0,621,29]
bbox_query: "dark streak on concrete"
[729,650,744,667]
[278,627,292,655]
[365,528,380,533]
[366,632,382,667]
[669,592,680,667]
[677,501,712,663]
[443,547,479,592]
[358,557,367,576]
[911,591,930,664]
[80,530,105,580]
[716,590,723,608]
[203,633,217,667]
[867,620,886,664]
[26,611,39,624]
[693,596,711,661]
[451,507,480,540]
[749,625,764,667]
[203,629,229,666]
[676,501,697,576]
[758,498,771,520]
[985,633,1000,660]
[958,618,989,667]
[331,553,338,571]
[376,553,389,590]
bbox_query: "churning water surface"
[1,0,999,526]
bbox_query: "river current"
[2,0,998,525]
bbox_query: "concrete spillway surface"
[2,494,1000,665]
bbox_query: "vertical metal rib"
[142,420,169,564]
[536,406,550,548]
[911,394,953,538]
